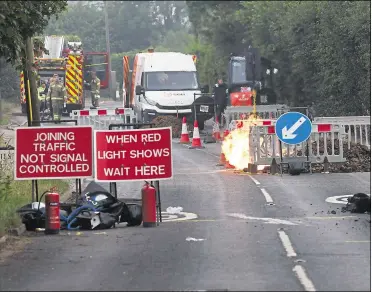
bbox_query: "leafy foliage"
[1,1,370,117]
[0,1,68,64]
[186,1,371,116]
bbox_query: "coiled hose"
[61,205,97,231]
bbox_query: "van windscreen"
[145,71,199,91]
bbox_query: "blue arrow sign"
[275,112,312,145]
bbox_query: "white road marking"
[166,206,183,214]
[248,175,261,185]
[160,212,198,222]
[186,237,205,242]
[278,230,297,257]
[260,188,274,203]
[293,265,317,291]
[227,213,298,225]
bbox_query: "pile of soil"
[152,116,182,138]
[307,139,371,173]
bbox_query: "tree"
[186,0,371,115]
[0,1,68,65]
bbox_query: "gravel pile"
[152,116,182,138]
[309,139,371,173]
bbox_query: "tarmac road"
[0,140,370,291]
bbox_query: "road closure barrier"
[70,108,137,130]
[314,116,371,150]
[223,104,289,128]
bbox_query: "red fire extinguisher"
[45,192,60,234]
[141,183,157,227]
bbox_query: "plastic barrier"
[70,108,137,130]
[314,116,370,149]
[223,104,289,128]
[249,123,346,165]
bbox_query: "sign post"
[94,127,173,182]
[15,126,93,180]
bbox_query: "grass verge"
[0,100,17,126]
[0,176,70,238]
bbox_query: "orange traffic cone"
[188,120,205,149]
[179,116,190,144]
[222,129,230,141]
[225,160,235,169]
[216,149,227,166]
[213,116,221,141]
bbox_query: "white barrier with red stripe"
[314,116,371,150]
[249,122,346,164]
[227,119,347,164]
[70,108,137,130]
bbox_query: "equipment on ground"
[16,189,143,232]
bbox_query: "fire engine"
[20,35,113,115]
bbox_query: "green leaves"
[0,1,68,64]
[186,1,370,116]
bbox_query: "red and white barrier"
[70,108,129,117]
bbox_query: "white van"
[124,50,209,124]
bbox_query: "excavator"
[226,47,278,109]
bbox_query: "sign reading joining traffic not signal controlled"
[15,126,93,180]
[94,127,173,182]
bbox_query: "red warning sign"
[94,127,173,182]
[15,126,93,180]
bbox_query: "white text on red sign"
[15,127,93,180]
[94,127,173,182]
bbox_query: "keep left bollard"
[45,192,60,235]
[141,183,157,227]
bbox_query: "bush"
[0,158,70,237]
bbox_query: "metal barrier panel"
[249,123,346,165]
[70,108,137,130]
[314,116,371,149]
[223,104,289,128]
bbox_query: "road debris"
[309,140,371,173]
[152,116,182,138]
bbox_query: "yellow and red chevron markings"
[20,71,26,103]
[66,55,83,103]
[123,56,130,97]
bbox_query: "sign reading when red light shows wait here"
[94,127,173,182]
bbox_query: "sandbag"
[96,212,117,229]
[120,203,142,226]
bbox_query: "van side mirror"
[135,85,144,95]
[201,85,209,93]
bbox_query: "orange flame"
[221,114,258,170]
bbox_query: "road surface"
[0,137,370,291]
